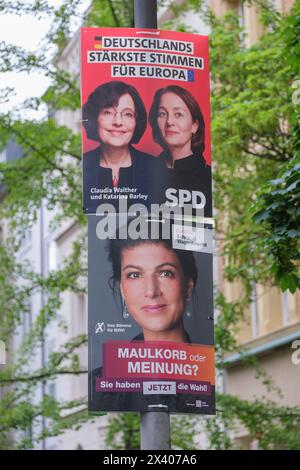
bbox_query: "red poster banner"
[103,341,215,383]
[84,28,215,415]
[81,27,212,218]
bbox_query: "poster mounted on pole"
[88,215,215,414]
[82,27,215,414]
[80,27,212,219]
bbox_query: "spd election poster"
[83,27,215,415]
[81,28,212,219]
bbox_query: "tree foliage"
[252,1,300,293]
[0,0,299,450]
[0,0,116,449]
[105,412,198,450]
[107,0,300,448]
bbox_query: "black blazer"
[83,145,168,213]
[159,152,213,218]
[132,331,192,343]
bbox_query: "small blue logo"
[187,70,195,82]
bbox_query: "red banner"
[84,28,215,414]
[103,340,215,384]
[81,28,211,160]
[81,27,212,217]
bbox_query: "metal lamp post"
[134,0,171,451]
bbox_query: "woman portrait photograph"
[88,218,214,413]
[82,81,168,213]
[149,85,212,217]
[109,236,198,344]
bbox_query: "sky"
[0,0,89,115]
[0,14,52,113]
[0,1,208,115]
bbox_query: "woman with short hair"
[82,81,167,212]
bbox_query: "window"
[45,339,56,398]
[238,2,245,28]
[0,149,6,163]
[47,240,57,273]
[19,227,32,252]
[281,291,289,326]
[22,298,32,339]
[251,284,258,339]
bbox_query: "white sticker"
[143,381,176,395]
[172,224,213,253]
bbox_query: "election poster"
[88,215,215,414]
[81,28,212,219]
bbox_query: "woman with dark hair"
[89,231,215,413]
[108,237,198,343]
[82,81,167,212]
[149,85,212,217]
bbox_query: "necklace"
[112,174,119,187]
[100,150,131,188]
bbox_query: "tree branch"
[107,0,120,27]
[0,369,87,384]
[240,145,287,162]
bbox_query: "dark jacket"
[83,145,168,213]
[160,152,213,218]
[132,331,192,343]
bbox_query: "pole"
[134,0,157,29]
[134,0,171,451]
[141,412,170,450]
[40,200,46,450]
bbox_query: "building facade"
[2,0,298,450]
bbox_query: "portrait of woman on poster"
[149,85,212,217]
[109,237,198,343]
[82,81,167,212]
[89,235,216,413]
